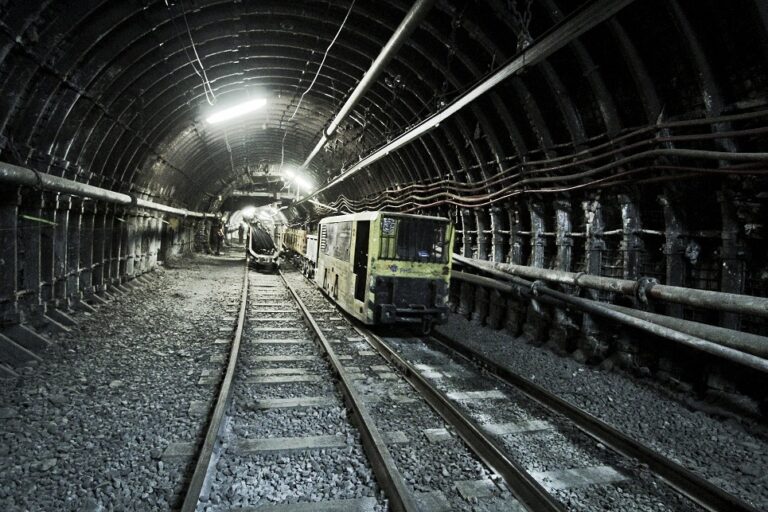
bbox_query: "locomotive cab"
[315,212,453,332]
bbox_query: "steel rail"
[354,327,565,512]
[428,331,761,512]
[279,271,421,512]
[180,258,250,511]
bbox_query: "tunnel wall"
[445,183,768,404]
[0,187,196,326]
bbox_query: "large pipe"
[301,0,637,204]
[454,254,768,319]
[601,302,768,359]
[301,0,435,170]
[451,269,768,374]
[0,161,208,218]
[452,270,768,359]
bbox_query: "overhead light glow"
[206,98,267,124]
[295,176,314,192]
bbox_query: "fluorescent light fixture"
[206,98,267,124]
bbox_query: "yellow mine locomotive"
[287,211,454,333]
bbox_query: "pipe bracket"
[636,277,658,305]
[530,280,546,297]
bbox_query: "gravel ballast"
[0,251,246,511]
[436,314,768,509]
[200,270,384,511]
[283,270,522,511]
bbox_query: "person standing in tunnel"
[214,223,225,255]
[238,223,244,244]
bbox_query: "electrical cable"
[167,0,217,106]
[278,0,356,173]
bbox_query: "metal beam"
[228,190,294,200]
[0,161,208,218]
[300,0,436,170]
[301,0,638,205]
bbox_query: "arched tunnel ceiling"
[0,0,766,215]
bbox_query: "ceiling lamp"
[206,98,267,124]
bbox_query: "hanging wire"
[509,0,534,52]
[278,0,356,173]
[167,0,216,105]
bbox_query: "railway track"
[176,259,759,511]
[177,264,528,511]
[285,263,762,512]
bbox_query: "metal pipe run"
[451,269,768,374]
[452,270,768,359]
[301,0,637,204]
[0,160,208,218]
[453,254,768,319]
[601,302,768,359]
[301,0,435,170]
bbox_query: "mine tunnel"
[0,0,767,510]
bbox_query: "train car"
[283,228,307,256]
[283,227,317,277]
[247,222,279,272]
[315,211,454,333]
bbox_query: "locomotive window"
[322,221,352,261]
[379,217,448,263]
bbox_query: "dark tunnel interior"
[0,0,768,510]
[2,0,767,341]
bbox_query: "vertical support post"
[619,194,644,280]
[584,198,606,282]
[659,193,686,318]
[460,210,472,257]
[523,202,549,344]
[507,207,524,264]
[91,203,107,293]
[458,281,474,319]
[148,215,159,270]
[66,198,82,304]
[53,196,70,305]
[18,191,42,319]
[0,186,20,324]
[528,202,546,268]
[580,198,610,360]
[475,211,489,261]
[554,200,573,272]
[490,207,505,263]
[718,190,745,330]
[40,193,56,304]
[112,207,125,287]
[79,199,95,296]
[135,214,146,275]
[551,200,576,353]
[505,205,526,335]
[122,212,134,280]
